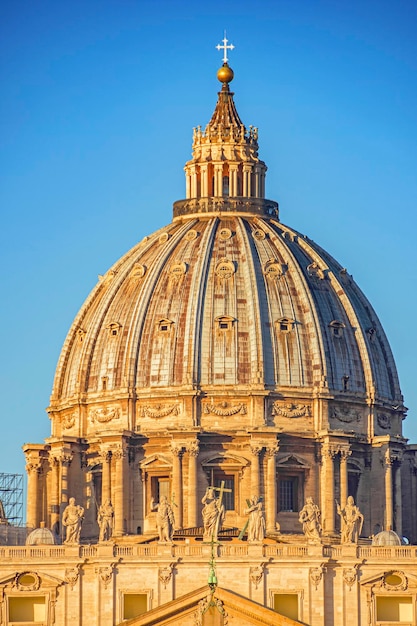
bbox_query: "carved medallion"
[185,229,198,241]
[158,233,170,244]
[252,228,266,240]
[249,564,265,589]
[218,227,232,240]
[65,566,80,589]
[96,565,114,589]
[90,407,120,424]
[139,404,180,418]
[377,413,391,429]
[310,566,324,590]
[158,564,174,588]
[130,263,146,279]
[215,258,235,279]
[272,402,311,418]
[264,260,284,280]
[343,567,358,589]
[383,571,407,591]
[204,401,247,417]
[14,572,40,591]
[169,262,187,285]
[62,412,76,430]
[331,407,361,423]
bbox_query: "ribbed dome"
[47,65,404,442]
[48,212,403,437]
[26,523,57,545]
[372,529,402,546]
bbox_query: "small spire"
[216,31,235,64]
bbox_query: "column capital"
[383,448,403,467]
[250,444,263,456]
[322,444,338,460]
[171,442,184,457]
[339,448,352,461]
[98,448,112,463]
[111,445,126,461]
[265,442,279,457]
[25,460,42,474]
[186,441,199,457]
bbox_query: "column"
[321,445,336,534]
[59,453,73,516]
[393,452,403,536]
[100,448,112,503]
[187,441,199,528]
[340,448,351,508]
[229,164,238,196]
[213,164,223,196]
[190,165,198,198]
[384,450,393,531]
[254,165,261,198]
[200,164,208,197]
[25,458,42,529]
[243,165,251,196]
[171,443,183,529]
[185,172,191,199]
[250,445,262,497]
[49,455,60,533]
[113,446,126,536]
[265,443,278,533]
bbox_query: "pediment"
[0,570,64,591]
[140,454,172,470]
[360,570,417,590]
[276,454,309,469]
[119,585,302,625]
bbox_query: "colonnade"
[24,439,404,539]
[185,161,266,200]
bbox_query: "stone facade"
[4,50,417,625]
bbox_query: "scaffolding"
[0,473,24,526]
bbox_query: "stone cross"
[216,33,235,64]
[211,480,232,540]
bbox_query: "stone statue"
[201,487,225,542]
[151,496,175,542]
[0,499,8,524]
[299,497,322,543]
[244,496,265,542]
[337,496,364,544]
[62,497,84,544]
[97,499,114,542]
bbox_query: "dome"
[47,73,403,441]
[372,529,402,546]
[26,522,57,546]
[25,60,407,542]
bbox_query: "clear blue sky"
[1,0,416,482]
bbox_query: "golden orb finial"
[217,63,234,84]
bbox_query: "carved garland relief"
[89,407,120,424]
[204,401,247,417]
[272,402,311,418]
[139,404,180,418]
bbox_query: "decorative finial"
[216,32,235,64]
